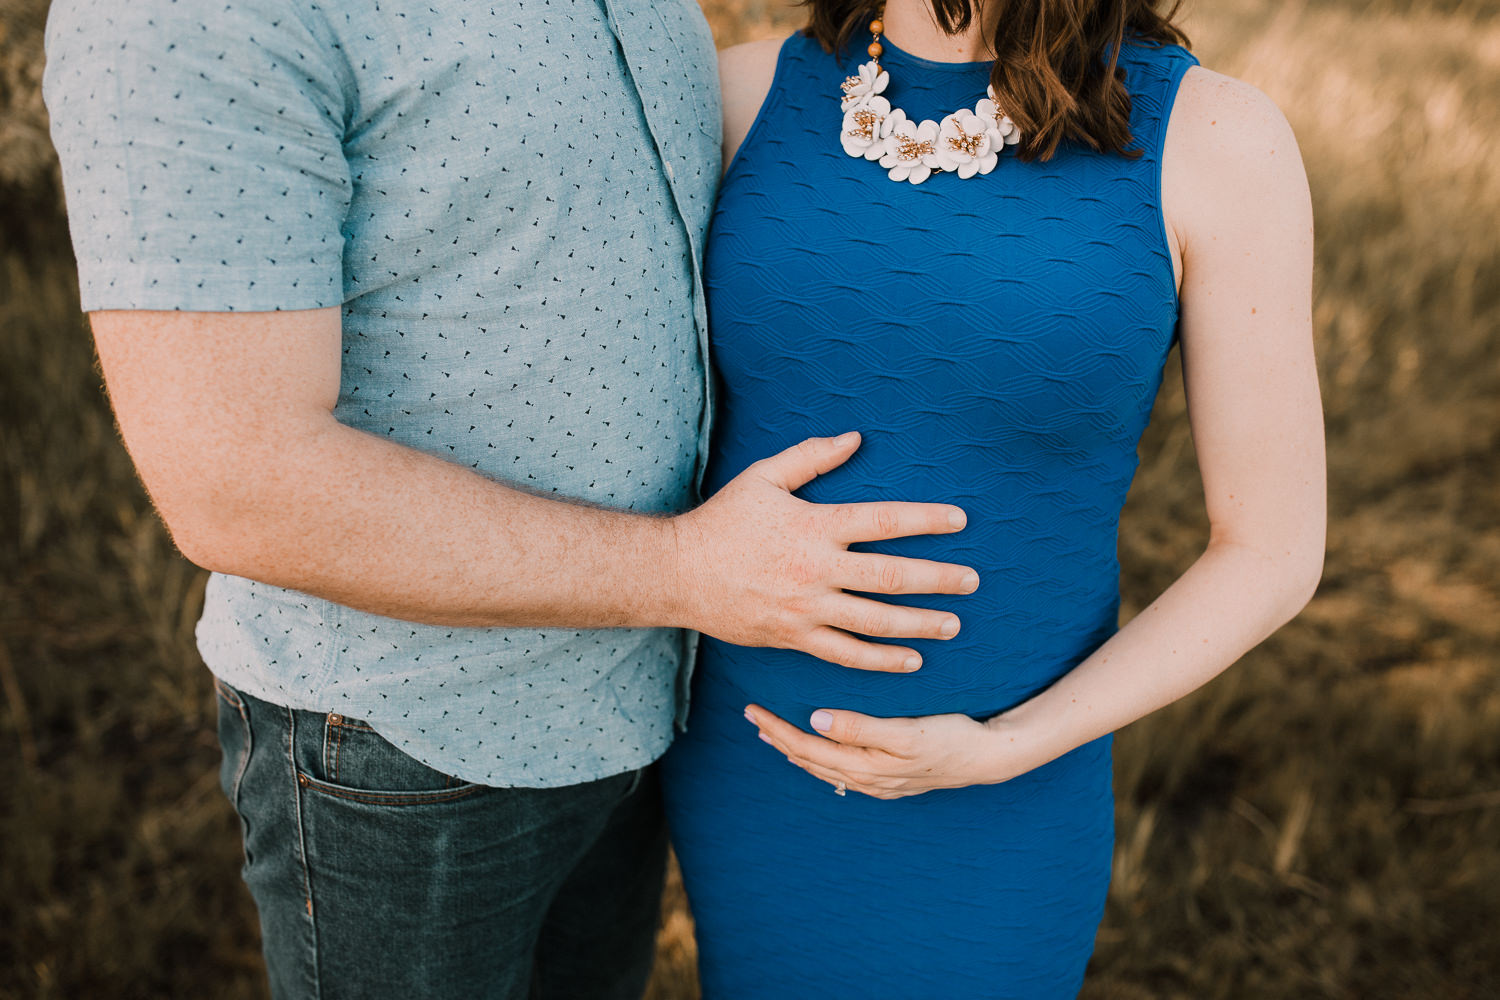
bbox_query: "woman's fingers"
[747,704,885,773]
[748,707,986,799]
[763,736,913,799]
[747,706,950,798]
[808,708,921,758]
[782,753,878,797]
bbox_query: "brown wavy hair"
[804,0,1189,161]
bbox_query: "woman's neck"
[880,0,998,63]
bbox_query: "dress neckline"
[875,36,995,76]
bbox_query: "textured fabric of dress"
[659,31,1198,999]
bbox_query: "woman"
[661,0,1324,996]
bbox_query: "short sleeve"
[43,0,353,312]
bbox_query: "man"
[43,0,977,996]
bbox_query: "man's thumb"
[756,431,861,491]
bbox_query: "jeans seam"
[620,766,645,803]
[213,676,244,709]
[288,707,323,1000]
[225,691,253,811]
[325,716,342,782]
[297,775,488,806]
[215,680,253,860]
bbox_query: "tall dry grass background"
[1,0,1497,997]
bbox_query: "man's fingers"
[827,595,960,642]
[749,432,861,492]
[840,553,980,596]
[799,626,922,673]
[827,500,968,543]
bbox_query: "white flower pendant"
[838,59,1024,184]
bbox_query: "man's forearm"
[92,302,977,665]
[174,417,684,629]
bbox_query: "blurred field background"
[1,0,1497,996]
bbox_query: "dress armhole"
[722,33,800,185]
[1155,50,1200,332]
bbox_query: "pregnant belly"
[698,399,1129,725]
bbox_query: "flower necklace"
[839,12,1022,184]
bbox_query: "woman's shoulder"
[719,32,818,165]
[719,36,788,131]
[1162,63,1309,277]
[1166,65,1301,185]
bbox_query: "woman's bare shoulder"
[719,36,790,166]
[1169,65,1299,158]
[1162,65,1310,269]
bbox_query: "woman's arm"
[748,67,1327,797]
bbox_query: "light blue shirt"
[45,0,721,786]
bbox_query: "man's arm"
[91,306,980,673]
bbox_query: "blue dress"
[660,31,1198,999]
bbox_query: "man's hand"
[672,432,979,673]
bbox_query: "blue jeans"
[214,678,667,1000]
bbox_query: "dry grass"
[0,0,52,191]
[2,0,1498,998]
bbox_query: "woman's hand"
[744,703,1048,800]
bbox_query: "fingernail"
[810,710,833,732]
[961,571,980,593]
[940,617,960,638]
[743,709,755,724]
[836,431,858,445]
[904,655,922,672]
[758,732,772,744]
[948,509,967,529]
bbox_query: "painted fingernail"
[758,732,772,744]
[810,710,833,732]
[961,571,980,593]
[940,616,960,637]
[904,655,922,671]
[743,709,755,724]
[948,509,967,529]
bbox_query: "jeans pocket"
[297,712,488,807]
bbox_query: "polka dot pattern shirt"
[44,0,722,787]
